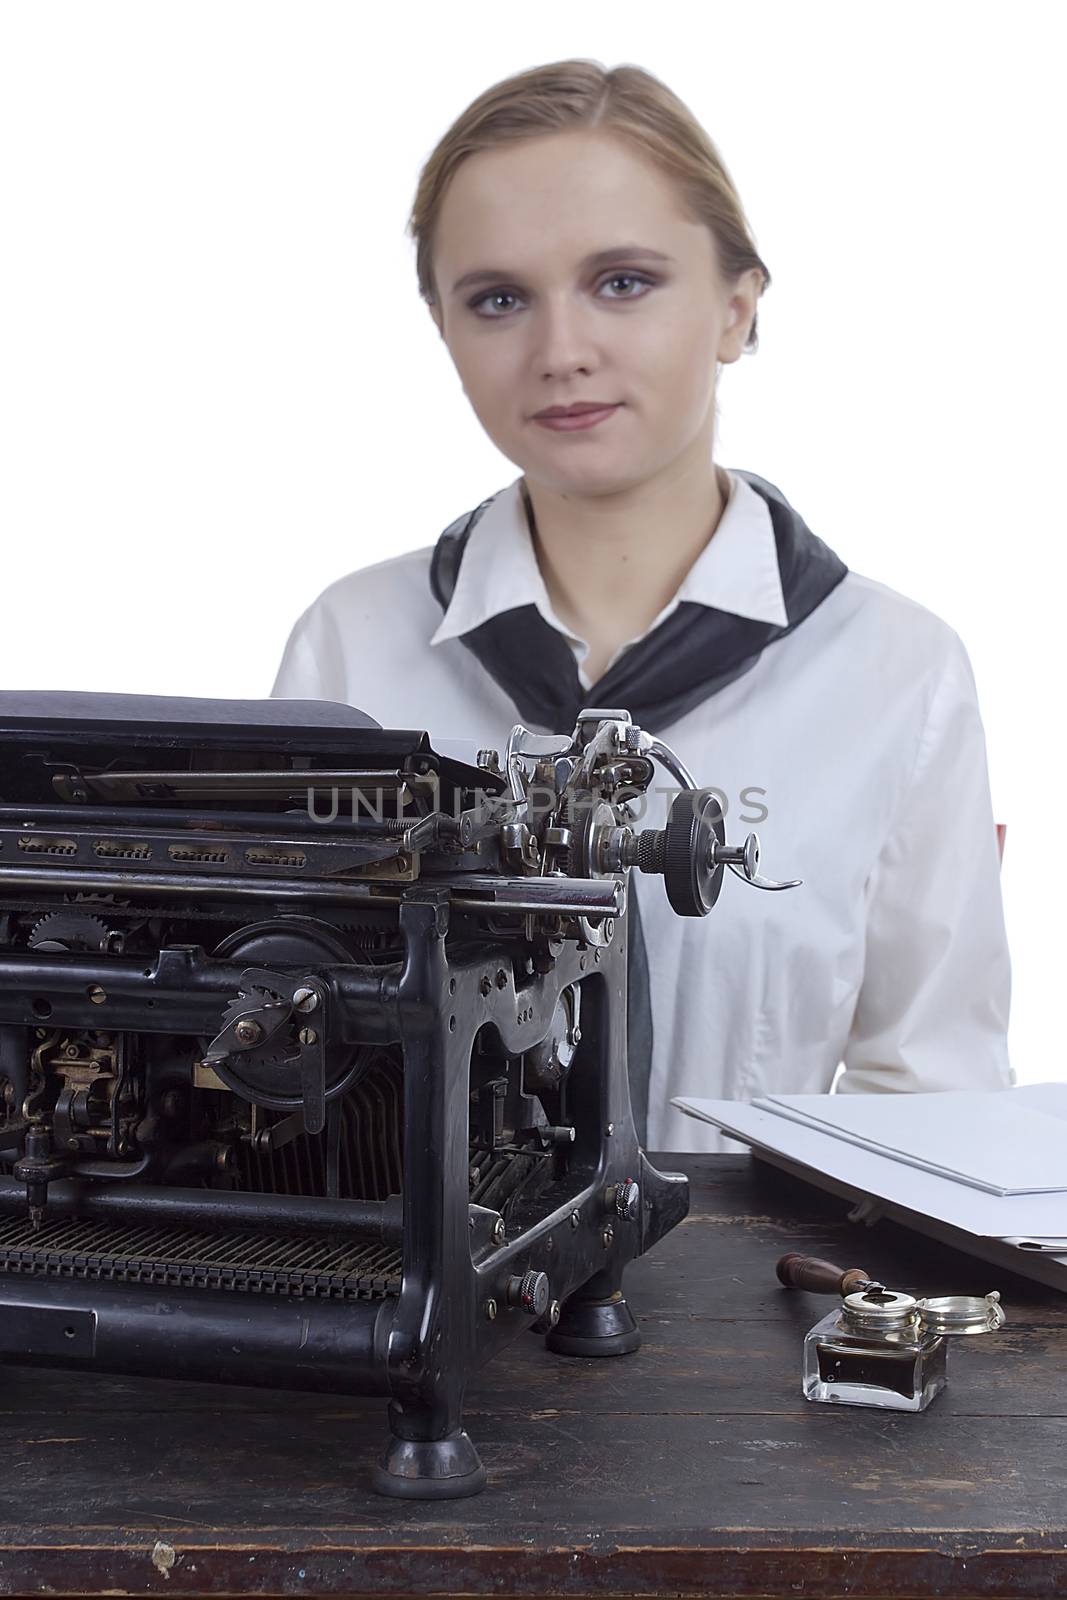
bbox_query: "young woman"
[271,58,1012,1154]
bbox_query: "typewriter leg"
[372,1413,487,1501]
[545,1263,641,1357]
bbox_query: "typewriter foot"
[545,1286,641,1357]
[371,1429,487,1500]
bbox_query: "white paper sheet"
[751,1085,1067,1195]
[671,1091,1067,1240]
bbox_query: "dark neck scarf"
[429,469,849,735]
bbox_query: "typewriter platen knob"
[610,789,725,915]
[507,1269,551,1318]
[660,788,727,916]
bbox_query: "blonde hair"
[407,57,771,352]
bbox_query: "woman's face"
[429,129,760,497]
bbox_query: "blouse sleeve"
[836,628,1013,1095]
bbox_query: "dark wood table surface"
[0,1151,1064,1599]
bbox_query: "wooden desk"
[1,1152,1064,1598]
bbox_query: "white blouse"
[269,469,1013,1153]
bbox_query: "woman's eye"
[469,272,655,318]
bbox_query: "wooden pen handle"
[776,1252,871,1296]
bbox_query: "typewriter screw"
[601,1223,615,1248]
[529,1297,563,1334]
[492,1217,506,1246]
[235,1019,262,1045]
[485,1298,498,1321]
[292,987,319,1013]
[298,1027,318,1047]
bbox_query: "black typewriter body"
[0,691,776,1498]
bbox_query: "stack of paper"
[672,1084,1067,1282]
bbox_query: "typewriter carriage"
[0,693,793,1497]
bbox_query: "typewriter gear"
[550,790,619,946]
[553,790,577,876]
[27,910,110,953]
[209,984,300,1075]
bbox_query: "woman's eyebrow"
[450,244,674,296]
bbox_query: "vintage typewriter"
[0,691,797,1497]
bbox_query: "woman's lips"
[534,404,621,431]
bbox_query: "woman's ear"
[717,267,762,364]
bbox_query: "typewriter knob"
[612,1178,641,1222]
[616,789,725,915]
[657,788,727,916]
[507,1269,551,1318]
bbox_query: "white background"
[1,1,1063,1084]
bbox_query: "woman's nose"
[530,296,600,376]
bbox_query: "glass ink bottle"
[776,1252,1005,1413]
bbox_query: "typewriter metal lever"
[203,969,293,1062]
[204,967,330,1136]
[710,834,803,892]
